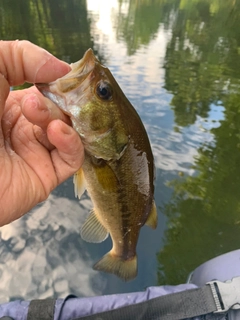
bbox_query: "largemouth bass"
[36,49,157,281]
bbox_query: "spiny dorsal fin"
[93,251,137,281]
[145,200,158,229]
[80,209,109,243]
[73,168,86,199]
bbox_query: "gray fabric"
[27,299,55,320]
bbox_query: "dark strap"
[77,286,218,320]
[27,299,55,320]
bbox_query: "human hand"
[0,40,84,226]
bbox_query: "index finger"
[0,40,71,86]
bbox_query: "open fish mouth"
[35,49,98,114]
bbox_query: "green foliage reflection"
[0,0,93,61]
[162,0,240,126]
[156,0,240,286]
[158,80,240,284]
[115,0,163,55]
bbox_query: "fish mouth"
[35,48,98,113]
[35,81,70,113]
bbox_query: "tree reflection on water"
[157,0,240,285]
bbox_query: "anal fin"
[80,209,109,243]
[145,200,158,229]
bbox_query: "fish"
[36,48,157,281]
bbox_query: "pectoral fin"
[145,200,157,229]
[80,209,109,243]
[73,168,86,199]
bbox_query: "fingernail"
[61,122,73,135]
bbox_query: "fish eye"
[96,82,112,100]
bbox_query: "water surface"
[1,0,240,302]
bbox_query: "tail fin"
[93,251,137,281]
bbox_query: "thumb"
[0,74,10,119]
[47,120,84,185]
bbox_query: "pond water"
[1,0,240,302]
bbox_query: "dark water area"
[1,0,240,302]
